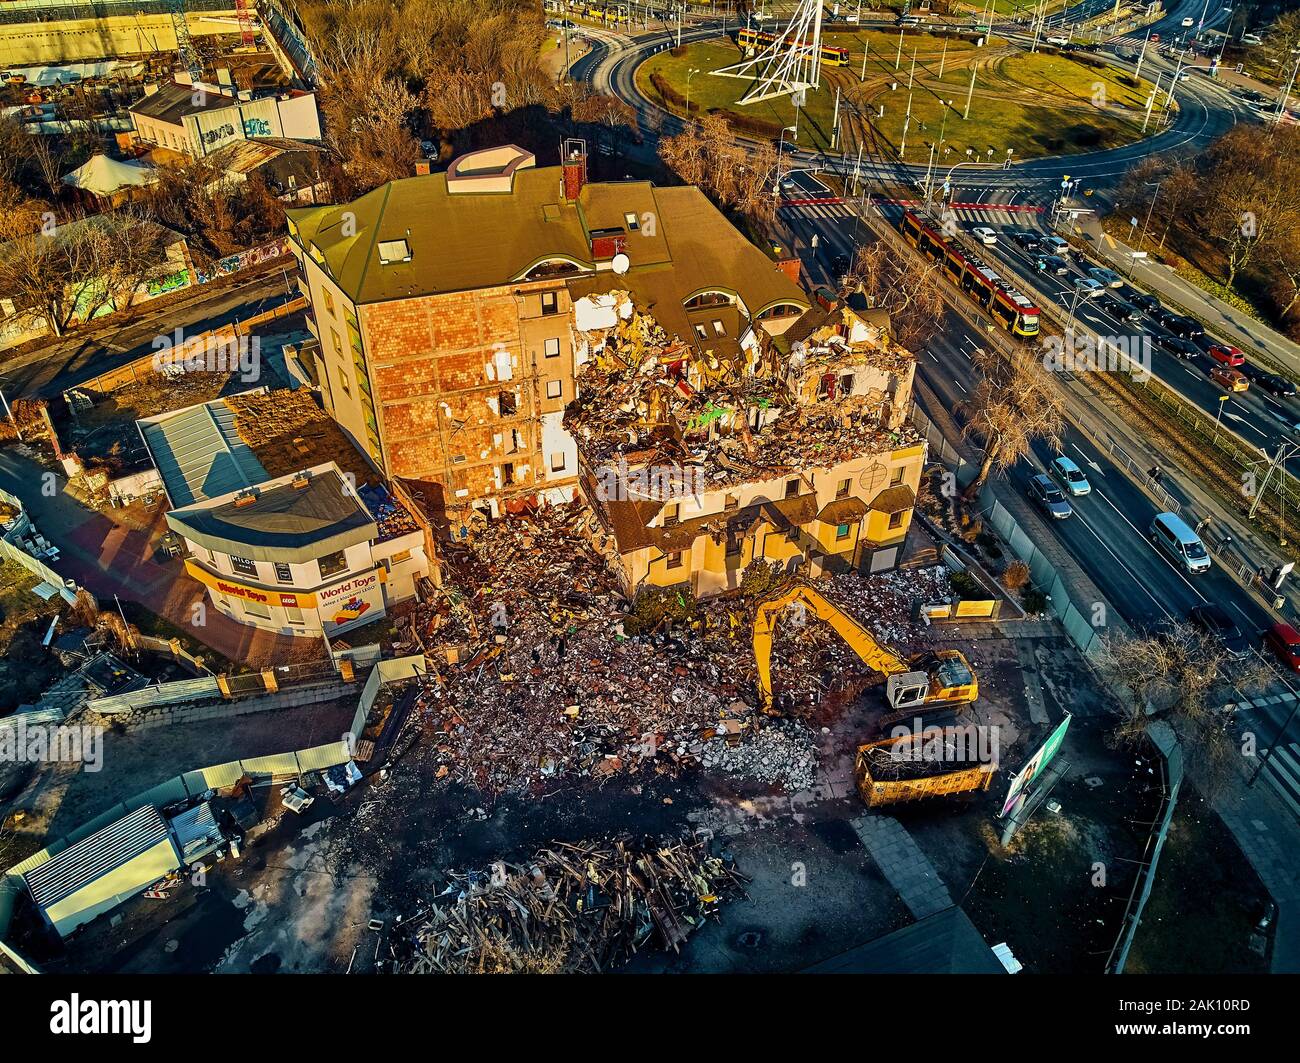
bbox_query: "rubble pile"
[407,504,957,793]
[823,566,954,655]
[565,300,921,490]
[362,486,420,540]
[862,731,987,780]
[700,720,818,792]
[392,836,749,973]
[413,503,749,793]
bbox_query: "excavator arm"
[754,584,912,710]
[753,583,978,711]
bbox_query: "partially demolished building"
[286,141,923,589]
[285,141,810,531]
[566,286,925,597]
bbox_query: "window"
[544,337,561,359]
[724,493,739,511]
[389,549,412,565]
[274,562,293,583]
[331,328,344,358]
[694,323,709,339]
[541,291,558,316]
[230,556,257,577]
[840,373,854,395]
[624,211,639,231]
[206,548,218,565]
[377,238,411,264]
[498,390,518,416]
[666,550,684,569]
[550,452,567,472]
[318,549,348,580]
[244,600,272,620]
[836,478,851,499]
[663,503,680,527]
[836,523,852,541]
[785,478,800,499]
[725,533,742,557]
[285,606,305,626]
[546,380,563,400]
[322,287,335,317]
[890,467,906,486]
[712,320,726,336]
[889,511,906,529]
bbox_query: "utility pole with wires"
[1247,440,1300,546]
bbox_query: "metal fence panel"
[89,677,220,713]
[295,741,353,773]
[239,752,301,778]
[127,777,188,812]
[184,761,244,793]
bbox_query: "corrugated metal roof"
[24,805,171,910]
[168,802,222,860]
[139,398,268,507]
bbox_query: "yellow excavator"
[753,583,979,713]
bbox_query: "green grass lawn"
[638,35,1159,159]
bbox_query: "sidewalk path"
[1077,216,1300,377]
[852,814,955,919]
[0,448,316,668]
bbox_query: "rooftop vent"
[233,488,259,508]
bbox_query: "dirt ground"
[0,558,65,713]
[40,621,1037,974]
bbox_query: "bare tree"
[961,346,1066,499]
[844,239,946,352]
[660,113,777,224]
[1099,625,1274,796]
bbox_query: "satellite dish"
[611,252,630,275]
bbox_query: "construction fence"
[980,495,1105,657]
[0,655,428,970]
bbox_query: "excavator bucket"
[886,671,931,710]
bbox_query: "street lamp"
[686,67,700,113]
[1137,179,1161,250]
[774,124,797,193]
[1213,393,1230,442]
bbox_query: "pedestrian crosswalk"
[1258,742,1300,819]
[779,193,1048,230]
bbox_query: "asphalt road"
[0,269,296,400]
[774,175,1300,808]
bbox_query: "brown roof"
[817,497,870,524]
[598,491,819,555]
[870,484,916,514]
[289,164,808,318]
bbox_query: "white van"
[1046,35,1070,47]
[1150,511,1211,574]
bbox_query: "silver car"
[1029,473,1073,519]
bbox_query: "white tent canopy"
[61,154,157,198]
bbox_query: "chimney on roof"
[561,137,587,201]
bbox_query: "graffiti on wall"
[195,237,290,285]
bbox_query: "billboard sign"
[999,715,1071,818]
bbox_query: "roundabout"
[636,29,1164,161]
[577,5,1246,200]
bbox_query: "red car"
[1264,622,1300,672]
[1208,343,1245,367]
